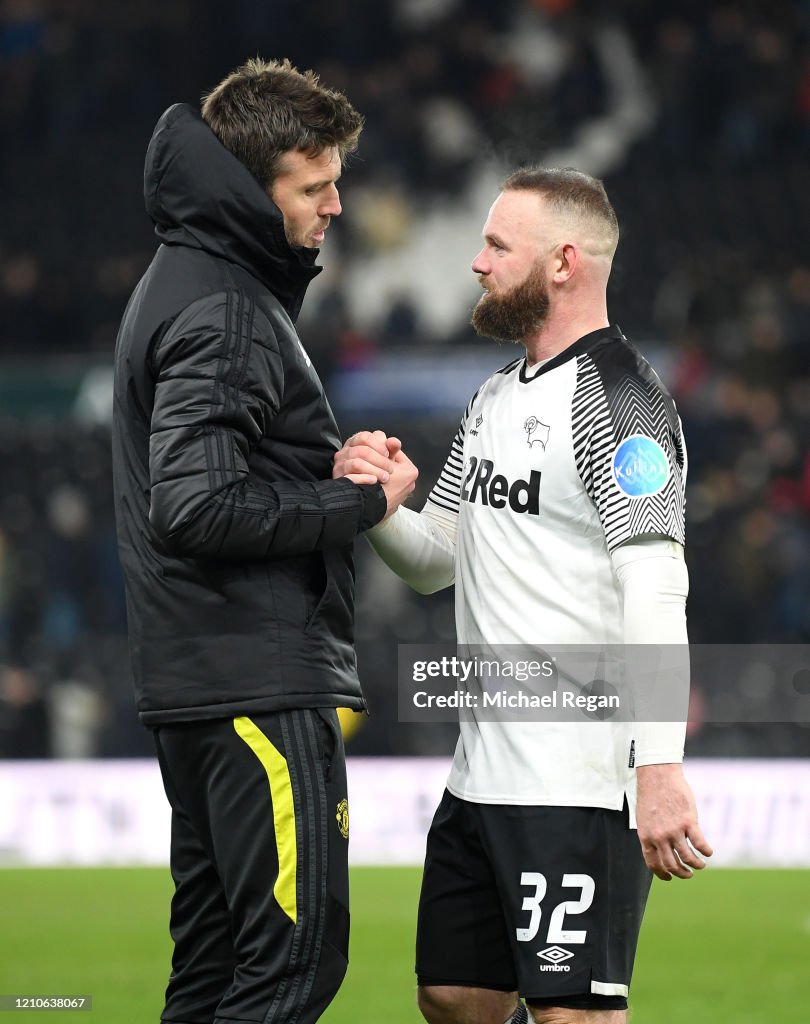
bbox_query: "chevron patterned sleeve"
[572,353,687,552]
[425,387,481,517]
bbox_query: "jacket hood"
[144,103,321,320]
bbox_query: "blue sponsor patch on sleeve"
[611,435,669,498]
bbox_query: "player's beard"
[471,261,550,343]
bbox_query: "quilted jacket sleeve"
[148,289,385,559]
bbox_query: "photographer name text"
[412,689,620,712]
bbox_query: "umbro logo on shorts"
[536,946,574,972]
[537,946,574,964]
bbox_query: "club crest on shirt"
[524,415,550,450]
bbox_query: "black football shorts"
[416,790,652,1011]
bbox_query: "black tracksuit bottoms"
[153,707,350,1024]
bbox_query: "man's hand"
[333,430,418,518]
[635,763,713,881]
[380,448,419,519]
[333,430,396,485]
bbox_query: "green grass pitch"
[0,867,807,1022]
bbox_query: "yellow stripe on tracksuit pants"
[234,715,298,923]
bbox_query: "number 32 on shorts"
[516,872,595,945]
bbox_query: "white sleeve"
[611,536,689,766]
[365,501,456,594]
[364,405,471,594]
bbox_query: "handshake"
[333,430,419,520]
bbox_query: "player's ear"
[551,242,578,283]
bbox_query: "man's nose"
[320,184,342,217]
[471,247,489,275]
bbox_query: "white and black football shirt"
[426,325,687,807]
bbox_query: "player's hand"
[333,430,397,486]
[635,763,713,881]
[381,448,419,519]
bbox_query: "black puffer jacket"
[112,104,386,725]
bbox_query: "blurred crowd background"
[1,0,809,758]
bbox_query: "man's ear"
[551,242,578,284]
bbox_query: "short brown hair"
[201,57,364,188]
[503,167,619,258]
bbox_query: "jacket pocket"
[303,551,341,634]
[263,553,327,631]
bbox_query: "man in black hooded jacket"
[112,58,417,1024]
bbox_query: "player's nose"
[471,248,490,275]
